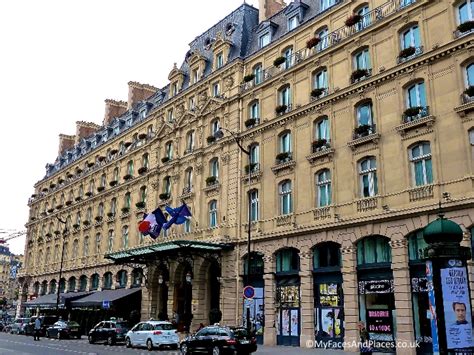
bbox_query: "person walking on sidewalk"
[33,318,41,341]
[358,321,372,354]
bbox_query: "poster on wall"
[282,309,290,336]
[290,309,299,336]
[440,265,474,350]
[426,261,439,353]
[366,310,392,334]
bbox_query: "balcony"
[356,196,378,212]
[408,184,434,202]
[180,186,194,200]
[348,124,380,149]
[454,92,474,117]
[306,141,335,165]
[454,21,474,38]
[275,104,293,116]
[239,0,417,93]
[271,153,296,176]
[350,68,372,84]
[396,106,435,135]
[275,214,293,227]
[396,46,423,64]
[242,164,263,184]
[310,88,329,102]
[313,206,332,220]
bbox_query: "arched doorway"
[207,259,221,324]
[357,235,395,351]
[156,266,170,321]
[275,248,300,346]
[313,242,344,348]
[173,262,193,332]
[242,252,264,344]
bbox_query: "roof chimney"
[127,81,157,110]
[259,0,286,22]
[75,121,101,144]
[103,99,127,126]
[58,134,75,155]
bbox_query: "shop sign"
[366,309,392,333]
[440,264,474,350]
[358,280,394,294]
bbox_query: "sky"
[0,0,262,255]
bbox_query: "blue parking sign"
[102,300,110,309]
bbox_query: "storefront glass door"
[276,284,300,346]
[314,282,344,348]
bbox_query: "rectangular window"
[288,16,298,31]
[249,190,259,222]
[320,0,336,11]
[354,49,371,70]
[259,33,271,48]
[250,102,259,120]
[357,104,373,126]
[316,119,330,140]
[192,69,199,84]
[216,52,224,69]
[314,70,327,89]
[212,82,220,97]
[254,65,263,84]
[189,96,196,110]
[167,109,174,123]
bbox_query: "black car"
[25,316,59,336]
[88,320,129,345]
[46,321,81,339]
[180,325,257,355]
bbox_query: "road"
[0,332,347,355]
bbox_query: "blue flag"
[163,203,192,230]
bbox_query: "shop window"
[313,242,341,270]
[117,270,127,288]
[357,236,391,266]
[103,272,112,289]
[59,279,66,293]
[243,253,264,276]
[68,277,76,292]
[276,248,299,273]
[90,274,99,290]
[79,275,87,292]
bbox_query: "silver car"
[10,318,30,334]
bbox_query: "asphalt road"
[0,332,346,354]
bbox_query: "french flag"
[138,208,167,239]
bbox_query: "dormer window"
[288,15,298,31]
[172,82,179,96]
[216,52,224,69]
[192,68,200,84]
[259,33,271,48]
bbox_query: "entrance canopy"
[24,291,92,308]
[70,287,141,308]
[105,239,234,264]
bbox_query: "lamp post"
[214,128,252,333]
[184,271,192,333]
[55,216,67,318]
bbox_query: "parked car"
[24,316,59,336]
[45,321,81,339]
[88,319,129,345]
[125,320,179,350]
[9,318,30,334]
[180,325,257,355]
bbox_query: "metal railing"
[353,124,377,140]
[461,93,474,105]
[402,106,430,123]
[396,46,424,64]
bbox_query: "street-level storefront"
[275,248,300,346]
[313,242,344,349]
[357,236,396,352]
[105,240,232,332]
[242,252,264,344]
[408,230,433,354]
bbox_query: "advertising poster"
[440,266,474,350]
[282,309,290,336]
[367,309,392,334]
[290,309,299,336]
[426,261,439,353]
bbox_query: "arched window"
[409,142,433,186]
[313,242,341,269]
[275,248,299,273]
[210,158,219,178]
[117,270,127,288]
[40,280,47,295]
[33,282,40,296]
[209,200,218,227]
[103,272,113,289]
[142,153,149,168]
[282,46,294,69]
[401,25,421,50]
[279,180,293,215]
[355,4,371,31]
[83,236,89,256]
[279,131,292,153]
[314,116,330,142]
[49,280,57,294]
[316,26,329,51]
[185,168,193,191]
[359,157,378,197]
[316,169,331,207]
[90,274,99,291]
[124,192,131,209]
[249,144,260,172]
[122,225,129,249]
[249,189,259,222]
[186,130,195,153]
[457,1,474,24]
[278,85,291,108]
[406,81,427,109]
[95,233,101,254]
[357,236,391,265]
[249,100,260,122]
[79,275,88,292]
[353,48,371,71]
[107,229,114,252]
[253,63,263,84]
[466,63,474,87]
[312,68,328,94]
[163,176,171,194]
[59,278,66,293]
[68,277,76,292]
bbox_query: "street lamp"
[214,128,253,333]
[55,216,67,318]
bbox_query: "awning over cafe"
[70,287,141,308]
[105,239,234,264]
[24,291,92,308]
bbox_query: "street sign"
[102,300,110,309]
[243,286,255,299]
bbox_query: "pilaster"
[341,246,358,352]
[299,251,314,347]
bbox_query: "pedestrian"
[358,321,372,354]
[33,317,41,341]
[196,322,205,332]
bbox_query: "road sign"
[243,286,255,299]
[102,300,110,309]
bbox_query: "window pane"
[467,64,474,86]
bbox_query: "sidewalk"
[255,346,350,354]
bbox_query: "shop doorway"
[242,252,264,344]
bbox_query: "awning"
[70,287,141,307]
[105,239,234,264]
[24,291,92,308]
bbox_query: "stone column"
[341,246,359,352]
[263,256,276,346]
[299,251,314,348]
[390,239,416,355]
[191,260,207,329]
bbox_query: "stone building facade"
[18,0,474,352]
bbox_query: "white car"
[125,320,179,350]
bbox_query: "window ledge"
[121,211,131,219]
[106,216,115,223]
[306,147,335,164]
[241,170,263,184]
[203,183,221,196]
[395,115,435,135]
[348,133,380,150]
[408,184,434,202]
[271,160,296,175]
[180,191,195,200]
[454,100,474,118]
